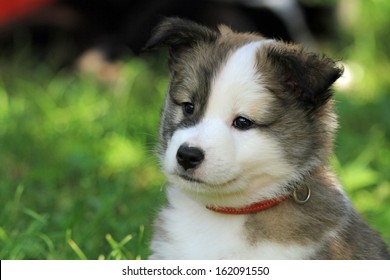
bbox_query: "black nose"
[176,145,205,171]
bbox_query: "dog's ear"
[144,17,219,65]
[264,44,343,108]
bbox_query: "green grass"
[1,1,389,259]
[0,52,167,259]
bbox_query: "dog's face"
[145,18,343,207]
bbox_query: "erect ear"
[144,17,219,65]
[263,43,344,108]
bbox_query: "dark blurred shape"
[0,0,338,67]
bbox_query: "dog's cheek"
[234,130,295,178]
[200,133,237,183]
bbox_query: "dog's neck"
[205,194,289,214]
[205,179,312,215]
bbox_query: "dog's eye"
[182,102,195,116]
[233,116,254,130]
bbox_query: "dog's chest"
[151,189,317,259]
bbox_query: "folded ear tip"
[143,17,175,51]
[142,38,157,52]
[143,34,163,52]
[324,58,345,87]
[335,62,345,79]
[143,17,219,53]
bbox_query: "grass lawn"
[0,51,168,259]
[1,2,389,259]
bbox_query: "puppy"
[144,17,390,259]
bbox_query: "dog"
[144,17,390,259]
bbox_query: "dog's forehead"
[170,31,263,93]
[205,40,275,121]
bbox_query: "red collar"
[206,194,289,215]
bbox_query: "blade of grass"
[67,239,88,260]
[66,229,87,260]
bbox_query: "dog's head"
[145,18,343,207]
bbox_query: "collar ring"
[293,184,311,204]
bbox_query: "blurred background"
[0,0,389,259]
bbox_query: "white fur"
[151,188,318,259]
